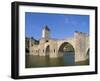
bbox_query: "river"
[25,52,89,68]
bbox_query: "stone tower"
[74,31,88,62]
[42,25,50,40]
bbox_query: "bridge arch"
[58,42,75,56]
[45,45,50,56]
[58,42,75,64]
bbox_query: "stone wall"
[74,32,89,62]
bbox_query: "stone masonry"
[26,25,89,62]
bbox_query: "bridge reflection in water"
[25,52,89,68]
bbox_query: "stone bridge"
[28,31,89,62]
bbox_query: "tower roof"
[44,25,50,31]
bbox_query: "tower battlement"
[42,25,50,39]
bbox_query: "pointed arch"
[58,42,75,65]
[58,42,75,55]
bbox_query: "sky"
[25,12,89,40]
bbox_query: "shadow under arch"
[86,49,90,59]
[45,45,50,57]
[58,42,75,65]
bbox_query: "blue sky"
[25,12,89,40]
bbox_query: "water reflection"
[25,52,89,68]
[25,53,72,68]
